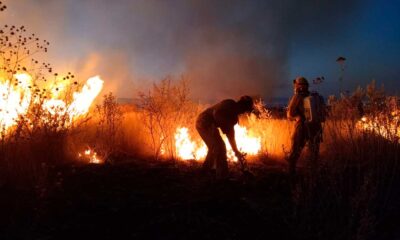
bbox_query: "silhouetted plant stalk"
[138,76,199,160]
[0,1,6,11]
[291,81,399,239]
[0,6,86,185]
[95,92,124,162]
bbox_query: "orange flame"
[78,147,102,164]
[174,127,207,160]
[67,76,104,120]
[0,73,103,133]
[173,124,262,161]
[357,111,400,141]
[225,125,262,161]
[0,73,32,130]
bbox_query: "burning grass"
[0,73,103,133]
[167,117,293,162]
[0,74,104,185]
[0,75,399,239]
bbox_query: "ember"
[78,148,103,164]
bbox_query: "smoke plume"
[2,0,361,101]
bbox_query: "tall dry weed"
[138,76,200,159]
[291,82,400,239]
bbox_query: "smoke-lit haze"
[1,0,399,102]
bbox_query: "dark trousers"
[196,115,228,178]
[288,122,322,175]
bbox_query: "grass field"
[1,82,400,239]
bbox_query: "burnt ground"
[0,158,399,240]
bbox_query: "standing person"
[196,96,254,179]
[287,77,325,176]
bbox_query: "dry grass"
[119,109,152,157]
[245,115,294,160]
[1,77,399,239]
[288,91,400,240]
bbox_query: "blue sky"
[288,0,400,97]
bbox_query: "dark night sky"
[1,0,400,102]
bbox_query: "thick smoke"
[2,0,361,101]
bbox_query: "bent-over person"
[196,96,254,179]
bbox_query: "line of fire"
[2,71,398,165]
